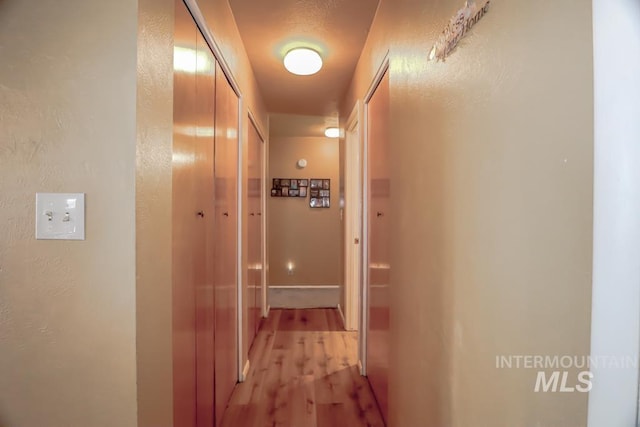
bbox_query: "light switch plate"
[36,193,85,240]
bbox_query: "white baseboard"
[268,285,340,309]
[337,303,346,330]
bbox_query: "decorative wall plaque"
[429,0,491,62]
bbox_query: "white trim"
[588,1,640,425]
[268,286,340,309]
[337,303,347,330]
[344,101,363,333]
[360,51,390,377]
[237,98,245,383]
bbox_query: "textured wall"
[0,0,138,426]
[135,0,175,424]
[341,0,594,425]
[268,136,341,286]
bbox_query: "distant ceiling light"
[324,127,340,138]
[284,48,323,76]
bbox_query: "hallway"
[220,309,384,427]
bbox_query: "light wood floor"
[220,308,385,427]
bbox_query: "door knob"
[197,211,205,218]
[354,238,360,244]
[223,212,229,217]
[376,212,384,217]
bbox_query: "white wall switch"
[36,193,85,240]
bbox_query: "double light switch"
[35,193,85,240]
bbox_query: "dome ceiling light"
[324,127,340,138]
[283,48,323,76]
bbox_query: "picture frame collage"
[309,179,330,208]
[271,178,308,198]
[271,178,330,208]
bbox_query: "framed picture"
[280,179,291,187]
[323,179,330,190]
[299,179,309,187]
[282,187,289,196]
[299,187,308,197]
[319,189,330,197]
[290,180,298,190]
[310,179,322,189]
[289,189,299,197]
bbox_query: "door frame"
[360,52,390,376]
[344,102,362,333]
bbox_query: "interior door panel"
[247,118,264,347]
[195,29,216,427]
[213,62,239,427]
[366,69,390,423]
[172,2,199,425]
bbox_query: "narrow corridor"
[221,309,385,426]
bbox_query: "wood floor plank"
[325,308,343,332]
[220,309,385,427]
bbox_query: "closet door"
[247,117,264,346]
[195,29,216,427]
[213,62,239,427]
[366,68,390,423]
[172,2,198,425]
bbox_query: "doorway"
[344,102,363,334]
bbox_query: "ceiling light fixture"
[324,127,340,138]
[283,48,323,76]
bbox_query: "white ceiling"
[228,0,380,118]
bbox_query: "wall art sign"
[428,0,491,62]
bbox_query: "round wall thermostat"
[297,159,308,168]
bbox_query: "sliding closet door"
[172,2,199,425]
[366,68,390,423]
[195,29,216,427]
[247,117,264,346]
[213,62,239,426]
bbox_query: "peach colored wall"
[268,137,341,286]
[0,0,138,426]
[341,0,593,425]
